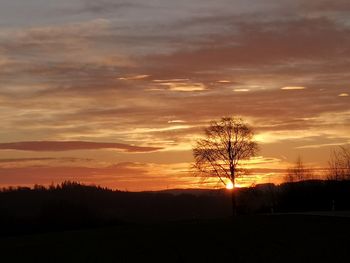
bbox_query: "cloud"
[281,87,306,90]
[0,161,207,191]
[0,158,57,163]
[234,89,250,92]
[217,80,232,83]
[79,0,139,14]
[145,17,350,78]
[301,0,350,12]
[0,159,289,190]
[0,141,161,152]
[158,82,206,92]
[118,75,150,80]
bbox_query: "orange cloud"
[0,141,161,153]
[281,87,306,90]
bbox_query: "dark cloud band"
[0,141,162,152]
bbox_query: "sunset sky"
[0,0,349,190]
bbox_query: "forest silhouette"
[1,179,350,236]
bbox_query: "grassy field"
[1,215,349,262]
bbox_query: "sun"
[226,181,234,190]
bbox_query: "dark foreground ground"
[0,214,349,263]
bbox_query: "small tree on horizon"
[284,156,313,183]
[328,145,350,181]
[192,117,259,216]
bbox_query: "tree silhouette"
[328,145,350,180]
[193,117,258,215]
[285,156,313,183]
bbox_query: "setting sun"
[226,182,234,190]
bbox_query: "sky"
[0,0,349,191]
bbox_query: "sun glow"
[226,181,234,190]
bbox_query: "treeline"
[237,180,350,214]
[0,181,231,236]
[1,180,350,236]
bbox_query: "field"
[1,214,350,262]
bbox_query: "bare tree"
[328,145,350,180]
[192,117,258,216]
[284,156,313,183]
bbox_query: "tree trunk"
[230,175,237,217]
[231,188,237,217]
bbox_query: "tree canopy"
[193,117,258,188]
